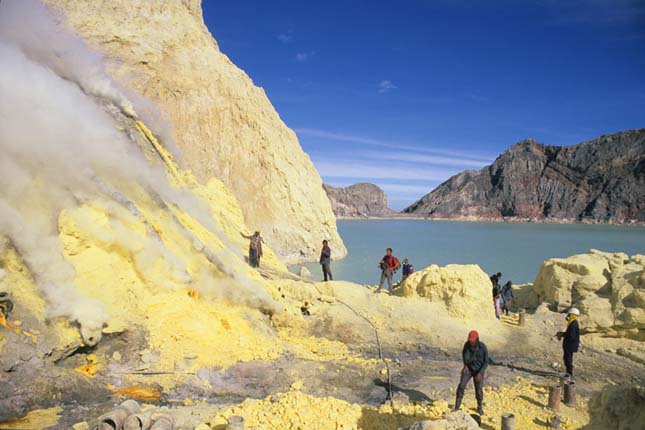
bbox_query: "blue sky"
[203,0,645,209]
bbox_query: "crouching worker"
[453,330,488,416]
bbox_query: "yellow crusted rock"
[0,407,62,430]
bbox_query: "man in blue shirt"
[401,258,413,281]
[454,330,489,416]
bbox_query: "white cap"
[568,307,580,316]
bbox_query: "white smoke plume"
[0,0,136,117]
[0,0,281,341]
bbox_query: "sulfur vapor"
[0,0,280,345]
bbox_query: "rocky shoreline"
[337,214,645,226]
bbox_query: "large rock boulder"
[43,0,346,263]
[528,250,645,340]
[588,384,645,430]
[403,130,645,224]
[323,183,396,218]
[397,264,495,320]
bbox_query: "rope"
[258,266,395,407]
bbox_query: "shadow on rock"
[373,379,433,403]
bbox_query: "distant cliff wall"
[323,183,396,218]
[404,130,645,224]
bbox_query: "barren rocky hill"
[43,0,346,263]
[404,129,645,224]
[323,183,396,218]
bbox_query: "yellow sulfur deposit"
[0,246,46,324]
[277,324,380,366]
[142,291,283,372]
[477,378,589,430]
[76,354,101,378]
[210,390,448,430]
[113,385,162,402]
[0,407,62,430]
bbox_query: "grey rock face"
[404,129,645,223]
[323,183,396,217]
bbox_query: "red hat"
[468,330,479,341]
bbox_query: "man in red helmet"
[453,330,489,416]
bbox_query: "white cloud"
[375,183,435,196]
[360,150,489,168]
[295,51,315,62]
[295,128,495,163]
[277,31,293,44]
[378,80,397,93]
[314,160,461,181]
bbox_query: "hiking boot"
[452,396,462,412]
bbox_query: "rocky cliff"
[404,130,645,224]
[323,183,396,218]
[43,0,346,263]
[526,249,645,340]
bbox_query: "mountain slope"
[323,183,396,217]
[44,0,346,263]
[404,129,645,223]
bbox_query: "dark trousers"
[322,263,332,281]
[456,366,484,404]
[563,351,574,376]
[249,250,260,268]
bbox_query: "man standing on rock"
[490,272,502,319]
[454,330,488,416]
[320,240,332,281]
[501,281,514,315]
[401,258,413,282]
[241,231,263,268]
[377,248,400,294]
[556,307,580,377]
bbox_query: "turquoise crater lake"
[293,220,645,285]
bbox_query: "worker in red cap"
[453,330,489,415]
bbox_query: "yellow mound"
[398,264,495,320]
[210,390,448,430]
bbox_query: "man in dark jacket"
[241,231,263,268]
[556,307,580,377]
[319,240,332,282]
[490,272,502,319]
[501,281,514,315]
[454,330,489,416]
[401,258,413,281]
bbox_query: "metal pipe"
[150,416,173,430]
[563,380,576,406]
[518,310,526,326]
[124,413,152,430]
[96,400,141,430]
[548,385,561,411]
[501,413,515,430]
[227,416,244,430]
